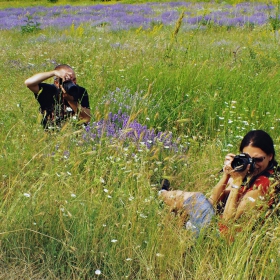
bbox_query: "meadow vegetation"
[0,1,280,279]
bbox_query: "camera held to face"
[59,78,79,100]
[231,153,255,173]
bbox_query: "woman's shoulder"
[251,174,272,194]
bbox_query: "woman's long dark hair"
[240,129,277,168]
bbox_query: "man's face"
[71,76,77,84]
[54,69,77,88]
[67,69,77,84]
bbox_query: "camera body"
[59,78,79,100]
[231,153,255,173]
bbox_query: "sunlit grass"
[0,1,280,279]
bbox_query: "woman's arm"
[209,153,237,205]
[209,173,230,205]
[234,189,263,219]
[222,178,242,221]
[223,186,263,221]
[221,162,250,221]
[221,161,267,221]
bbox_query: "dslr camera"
[59,78,79,100]
[231,153,255,173]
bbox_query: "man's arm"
[24,68,74,93]
[24,71,56,93]
[62,90,91,123]
[79,107,91,123]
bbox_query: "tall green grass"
[1,6,280,279]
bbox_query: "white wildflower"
[156,253,164,257]
[140,213,147,218]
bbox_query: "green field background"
[0,1,280,279]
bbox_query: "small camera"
[59,78,78,100]
[231,153,255,173]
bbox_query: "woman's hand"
[222,153,235,174]
[223,153,249,181]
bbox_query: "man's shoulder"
[39,83,57,91]
[77,84,87,91]
[77,84,88,96]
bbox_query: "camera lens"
[62,81,78,100]
[231,156,248,172]
[231,153,255,173]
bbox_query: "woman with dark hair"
[159,130,277,236]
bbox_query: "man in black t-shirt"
[25,64,91,129]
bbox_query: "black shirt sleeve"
[77,85,90,109]
[35,83,58,111]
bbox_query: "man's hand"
[60,86,74,102]
[54,68,74,82]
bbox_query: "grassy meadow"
[1,1,280,279]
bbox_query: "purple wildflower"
[82,111,188,153]
[0,2,277,31]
